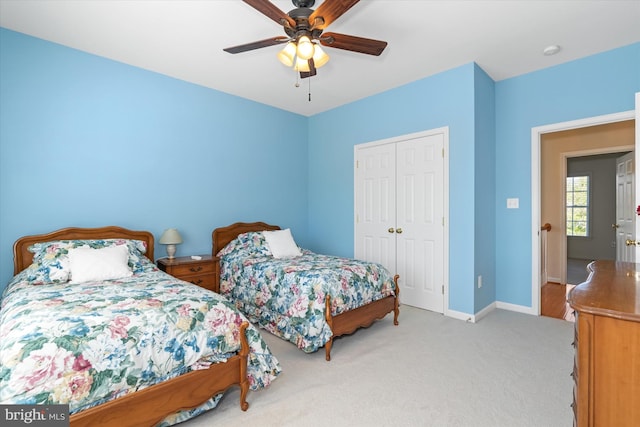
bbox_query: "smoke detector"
[543,45,561,56]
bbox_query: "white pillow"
[263,229,302,258]
[68,244,133,283]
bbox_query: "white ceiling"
[1,0,639,117]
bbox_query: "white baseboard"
[445,304,496,323]
[495,300,536,315]
[474,302,496,321]
[445,308,475,323]
[445,300,536,323]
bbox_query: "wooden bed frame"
[211,221,400,361]
[12,226,250,427]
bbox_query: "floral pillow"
[26,239,148,285]
[23,253,70,285]
[217,232,273,259]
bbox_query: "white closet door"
[355,130,446,314]
[396,134,444,313]
[354,142,396,274]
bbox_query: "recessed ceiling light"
[543,45,561,56]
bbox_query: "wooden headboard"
[211,221,280,257]
[13,226,155,275]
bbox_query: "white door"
[616,152,635,262]
[396,134,445,312]
[355,131,445,313]
[354,143,397,272]
[636,92,640,263]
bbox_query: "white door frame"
[531,109,636,315]
[354,126,450,315]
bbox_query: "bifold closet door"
[355,132,445,313]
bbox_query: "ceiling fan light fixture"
[296,35,315,60]
[312,43,329,68]
[223,0,388,81]
[277,41,297,67]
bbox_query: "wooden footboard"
[70,322,250,427]
[324,274,400,361]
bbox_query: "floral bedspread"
[0,260,281,424]
[218,232,396,353]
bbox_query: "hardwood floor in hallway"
[541,282,576,321]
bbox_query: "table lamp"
[159,228,183,259]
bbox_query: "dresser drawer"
[181,274,215,291]
[167,261,214,277]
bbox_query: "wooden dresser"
[567,260,640,426]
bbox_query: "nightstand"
[157,255,215,291]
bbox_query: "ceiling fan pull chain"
[308,77,311,102]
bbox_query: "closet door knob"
[388,228,395,233]
[396,228,403,234]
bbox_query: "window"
[566,175,590,237]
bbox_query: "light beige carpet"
[184,306,574,427]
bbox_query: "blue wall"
[1,27,638,316]
[473,64,496,312]
[0,28,308,293]
[308,64,478,314]
[307,44,638,315]
[494,43,639,307]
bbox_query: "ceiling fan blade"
[300,58,317,79]
[243,0,296,27]
[309,0,360,30]
[320,32,387,56]
[223,36,289,54]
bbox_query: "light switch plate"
[507,198,519,209]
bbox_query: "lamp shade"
[296,35,314,60]
[294,57,311,72]
[277,42,297,67]
[159,228,183,245]
[311,44,329,68]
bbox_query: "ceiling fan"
[223,0,388,79]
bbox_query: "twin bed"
[1,222,399,424]
[0,226,280,426]
[212,222,399,361]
